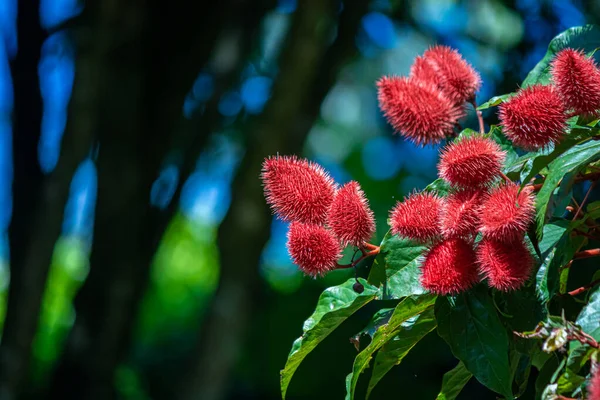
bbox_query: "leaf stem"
[567,278,600,296]
[335,245,380,269]
[529,170,600,192]
[470,99,485,134]
[573,248,600,259]
[499,172,512,184]
[573,181,597,220]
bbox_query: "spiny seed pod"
[479,183,535,242]
[477,237,533,291]
[410,45,482,105]
[377,76,465,146]
[261,155,336,224]
[390,192,443,243]
[499,85,567,150]
[420,237,479,295]
[588,367,600,400]
[551,48,600,115]
[327,181,376,247]
[438,135,505,188]
[287,221,342,277]
[440,189,484,239]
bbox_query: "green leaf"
[435,286,512,398]
[523,25,600,87]
[424,178,451,197]
[280,278,379,399]
[375,233,427,300]
[519,135,590,189]
[535,356,561,398]
[535,221,581,304]
[366,309,437,398]
[351,308,395,349]
[435,361,473,400]
[345,294,437,400]
[535,140,600,236]
[477,93,514,110]
[571,286,600,352]
[489,125,519,172]
[557,367,585,394]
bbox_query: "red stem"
[470,99,485,135]
[335,245,380,270]
[499,172,512,184]
[573,248,600,259]
[529,170,600,192]
[567,278,600,296]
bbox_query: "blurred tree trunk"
[176,0,371,398]
[50,1,271,399]
[0,3,94,398]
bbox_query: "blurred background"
[0,0,597,399]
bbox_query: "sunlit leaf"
[345,294,436,400]
[435,361,472,400]
[366,308,436,398]
[477,93,513,110]
[280,278,379,399]
[375,233,427,300]
[535,140,600,236]
[523,25,600,87]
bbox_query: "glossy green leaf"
[345,294,436,400]
[535,140,600,236]
[489,125,519,173]
[424,178,451,197]
[557,367,585,394]
[519,135,591,189]
[374,233,427,300]
[477,93,513,110]
[366,308,436,398]
[523,25,600,87]
[435,361,472,400]
[435,286,512,398]
[535,221,579,304]
[572,286,600,352]
[280,278,379,399]
[351,308,394,349]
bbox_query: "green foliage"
[523,25,600,87]
[435,287,512,398]
[282,25,600,400]
[345,294,436,400]
[435,361,472,400]
[368,232,426,300]
[280,278,379,399]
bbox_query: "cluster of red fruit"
[261,156,375,277]
[500,48,600,150]
[378,45,600,150]
[260,45,600,296]
[389,136,535,294]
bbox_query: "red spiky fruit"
[438,136,505,188]
[410,45,482,105]
[551,48,600,115]
[287,221,342,277]
[261,155,336,224]
[327,181,375,247]
[479,183,535,242]
[420,237,479,295]
[499,85,567,150]
[477,237,533,291]
[440,189,484,239]
[377,76,465,145]
[588,367,600,400]
[390,192,443,243]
